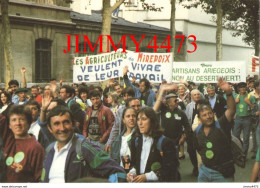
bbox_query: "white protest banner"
[172,61,246,83]
[126,51,172,83]
[73,50,127,83]
[73,49,172,83]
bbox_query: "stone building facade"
[0,0,185,87]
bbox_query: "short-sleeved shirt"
[235,93,256,117]
[160,104,190,143]
[195,115,234,169]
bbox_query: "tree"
[1,0,14,90]
[179,0,259,57]
[224,0,259,56]
[170,0,176,60]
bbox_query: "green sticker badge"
[141,100,145,105]
[6,157,13,166]
[14,152,25,163]
[41,168,46,181]
[239,104,244,109]
[102,116,105,120]
[206,142,213,149]
[206,150,214,159]
[174,114,179,118]
[86,115,89,121]
[165,112,171,118]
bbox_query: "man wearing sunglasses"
[153,84,192,160]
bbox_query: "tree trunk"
[1,0,14,90]
[170,0,176,61]
[216,0,223,61]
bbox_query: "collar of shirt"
[65,97,72,104]
[208,94,217,109]
[54,134,74,154]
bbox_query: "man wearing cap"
[15,88,29,105]
[153,84,192,160]
[233,82,256,157]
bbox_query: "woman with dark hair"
[127,107,180,182]
[0,91,13,116]
[110,107,137,173]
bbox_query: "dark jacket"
[205,94,227,119]
[83,104,115,143]
[130,135,180,182]
[42,135,126,182]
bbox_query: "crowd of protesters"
[0,67,259,183]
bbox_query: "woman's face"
[123,109,136,130]
[178,86,185,95]
[1,93,8,105]
[80,92,87,101]
[107,95,113,104]
[137,112,151,137]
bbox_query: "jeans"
[233,116,251,155]
[198,164,234,182]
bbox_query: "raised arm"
[218,78,235,122]
[21,67,27,88]
[153,83,178,112]
[123,66,138,93]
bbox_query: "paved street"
[179,141,256,182]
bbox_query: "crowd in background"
[0,67,259,183]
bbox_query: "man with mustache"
[42,105,126,182]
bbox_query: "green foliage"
[178,0,259,48]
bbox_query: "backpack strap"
[157,135,165,153]
[134,137,139,148]
[75,136,87,166]
[195,124,203,135]
[45,142,55,160]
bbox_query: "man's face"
[28,105,39,122]
[139,82,146,93]
[80,92,88,101]
[48,113,74,145]
[166,97,178,110]
[31,88,38,97]
[114,85,122,95]
[59,88,69,101]
[18,92,26,102]
[129,99,141,111]
[239,87,247,94]
[123,93,132,102]
[192,91,201,103]
[207,88,215,98]
[75,88,79,97]
[90,96,101,110]
[10,84,18,94]
[9,114,30,138]
[199,109,214,127]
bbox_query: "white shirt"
[120,132,132,167]
[49,136,74,183]
[140,135,158,181]
[0,105,8,114]
[28,121,41,140]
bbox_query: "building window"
[77,42,99,57]
[35,39,52,82]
